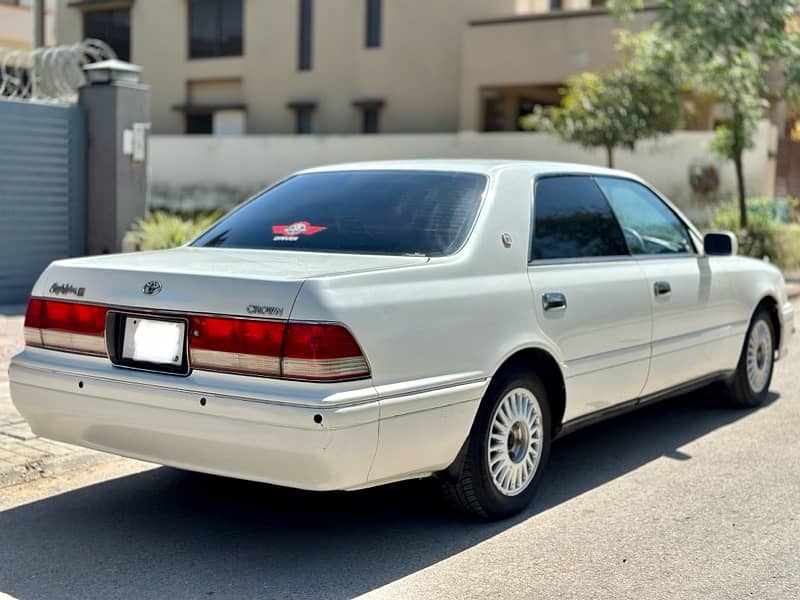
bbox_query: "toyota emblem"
[142,280,162,295]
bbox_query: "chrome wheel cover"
[746,319,773,394]
[487,387,544,497]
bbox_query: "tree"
[610,0,800,227]
[521,29,685,168]
[705,55,766,228]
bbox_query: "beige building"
[0,0,55,50]
[54,0,660,135]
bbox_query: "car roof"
[297,159,641,181]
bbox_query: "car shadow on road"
[0,388,779,600]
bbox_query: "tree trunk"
[605,145,614,169]
[734,152,747,229]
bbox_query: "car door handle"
[654,281,671,297]
[542,292,567,311]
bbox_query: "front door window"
[594,177,694,256]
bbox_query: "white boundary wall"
[149,122,775,225]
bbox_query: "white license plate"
[121,317,185,365]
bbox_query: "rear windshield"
[191,170,487,256]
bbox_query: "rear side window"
[192,170,487,256]
[531,176,629,260]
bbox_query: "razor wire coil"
[0,39,117,103]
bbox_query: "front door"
[527,175,653,423]
[594,176,739,395]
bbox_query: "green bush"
[745,197,790,223]
[782,223,800,269]
[789,196,800,222]
[125,210,222,251]
[711,201,800,269]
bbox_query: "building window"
[184,109,245,135]
[483,95,505,132]
[288,102,316,133]
[296,109,313,134]
[353,98,384,133]
[83,8,131,62]
[288,100,317,134]
[361,107,379,133]
[365,0,381,48]
[186,113,213,134]
[189,0,243,59]
[591,0,607,6]
[549,0,562,9]
[298,0,313,70]
[213,109,246,135]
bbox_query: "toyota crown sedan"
[10,160,794,519]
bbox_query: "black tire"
[725,308,776,408]
[440,368,551,520]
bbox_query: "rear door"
[594,177,740,395]
[527,175,653,423]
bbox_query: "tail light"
[189,316,285,377]
[23,299,44,347]
[282,323,370,381]
[24,299,108,356]
[188,318,369,381]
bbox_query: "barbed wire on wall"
[0,39,117,104]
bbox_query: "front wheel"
[440,369,551,519]
[725,308,775,408]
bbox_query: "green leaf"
[126,210,223,251]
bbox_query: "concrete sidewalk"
[0,313,111,489]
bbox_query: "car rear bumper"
[9,348,486,491]
[9,349,380,491]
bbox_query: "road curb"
[0,448,116,490]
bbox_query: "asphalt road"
[1,307,799,599]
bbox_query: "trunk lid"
[34,247,428,318]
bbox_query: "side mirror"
[704,231,738,256]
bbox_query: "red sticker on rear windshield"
[272,221,327,241]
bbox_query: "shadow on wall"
[0,387,776,599]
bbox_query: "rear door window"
[192,170,487,256]
[531,176,629,260]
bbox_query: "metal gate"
[0,99,86,305]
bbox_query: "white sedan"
[10,160,794,519]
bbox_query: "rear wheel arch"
[440,352,562,518]
[491,347,566,435]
